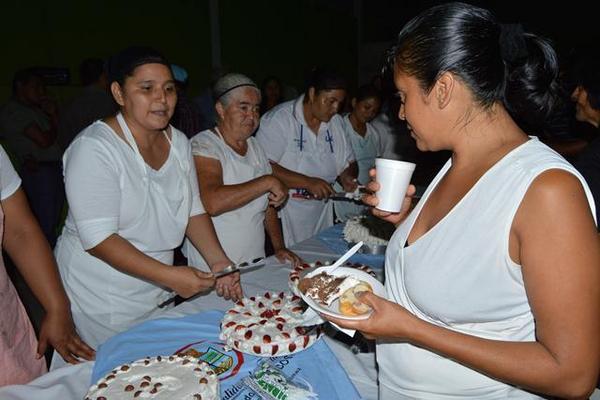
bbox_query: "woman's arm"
[270,162,334,199]
[328,170,600,399]
[185,213,241,301]
[264,206,301,266]
[194,156,286,216]
[88,234,215,299]
[2,188,95,362]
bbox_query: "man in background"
[57,57,116,149]
[0,68,64,246]
[570,54,600,230]
[170,64,204,138]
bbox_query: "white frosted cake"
[343,216,390,246]
[220,292,323,356]
[85,355,218,400]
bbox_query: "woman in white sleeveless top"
[324,3,600,399]
[183,73,300,283]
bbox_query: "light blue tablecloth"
[92,310,361,399]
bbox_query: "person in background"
[57,58,117,149]
[325,3,599,399]
[183,73,300,272]
[169,64,205,138]
[193,66,227,132]
[260,76,284,115]
[53,46,236,355]
[0,68,64,247]
[0,144,93,386]
[334,84,382,221]
[256,67,357,247]
[570,54,600,230]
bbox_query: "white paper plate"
[298,266,386,321]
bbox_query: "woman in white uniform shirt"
[183,73,300,271]
[54,47,235,351]
[325,3,600,399]
[334,84,382,221]
[256,68,357,246]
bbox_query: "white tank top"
[378,137,596,399]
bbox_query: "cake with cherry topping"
[219,292,323,356]
[85,355,218,400]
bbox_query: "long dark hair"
[388,2,562,134]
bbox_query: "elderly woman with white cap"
[183,73,300,276]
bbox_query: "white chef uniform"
[256,95,355,247]
[183,128,271,271]
[54,113,204,350]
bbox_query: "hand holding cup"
[362,159,417,226]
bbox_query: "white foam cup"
[374,158,416,212]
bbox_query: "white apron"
[280,124,339,247]
[54,114,192,352]
[183,129,270,271]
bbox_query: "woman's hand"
[274,248,301,267]
[266,175,288,208]
[306,177,335,200]
[321,291,417,340]
[339,174,358,193]
[363,168,416,226]
[169,266,216,298]
[37,308,95,364]
[215,272,243,302]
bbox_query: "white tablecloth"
[0,235,379,400]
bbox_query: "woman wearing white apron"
[323,4,600,399]
[183,73,300,272]
[334,84,383,221]
[256,68,357,247]
[53,47,233,356]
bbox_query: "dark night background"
[0,0,597,103]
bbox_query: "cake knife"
[157,257,265,308]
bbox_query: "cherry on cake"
[220,291,323,356]
[85,355,218,400]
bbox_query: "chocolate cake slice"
[298,272,360,305]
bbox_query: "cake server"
[213,257,266,278]
[157,257,266,308]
